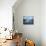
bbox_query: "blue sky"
[23,16,33,19]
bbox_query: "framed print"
[23,16,34,25]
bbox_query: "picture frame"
[23,16,34,25]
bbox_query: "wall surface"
[13,0,41,46]
[41,0,46,46]
[0,0,16,30]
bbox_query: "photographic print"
[23,16,34,25]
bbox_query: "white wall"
[0,0,16,30]
[41,0,46,46]
[13,0,41,46]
